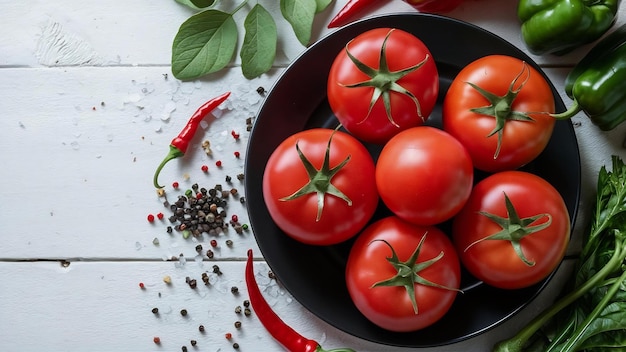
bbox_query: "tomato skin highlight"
[327,28,439,145]
[442,55,555,172]
[375,126,474,226]
[262,128,378,246]
[452,171,570,289]
[346,216,461,332]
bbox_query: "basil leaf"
[171,9,238,80]
[175,0,217,11]
[280,0,316,46]
[315,0,333,13]
[241,4,277,79]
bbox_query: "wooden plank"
[2,0,624,68]
[0,259,578,352]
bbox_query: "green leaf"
[171,9,238,80]
[280,0,316,46]
[315,0,333,13]
[240,4,277,79]
[175,0,217,11]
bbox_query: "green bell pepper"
[517,0,620,55]
[552,23,626,130]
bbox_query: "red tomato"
[442,55,555,172]
[327,28,439,144]
[452,171,570,289]
[262,128,378,245]
[376,126,473,226]
[346,216,461,332]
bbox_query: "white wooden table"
[1,1,625,351]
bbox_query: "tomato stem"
[279,128,352,221]
[341,29,429,127]
[467,62,535,159]
[466,192,552,266]
[370,236,462,314]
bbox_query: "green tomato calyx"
[279,129,352,222]
[343,29,428,127]
[370,236,462,315]
[465,192,552,266]
[467,61,535,159]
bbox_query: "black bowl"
[244,13,580,348]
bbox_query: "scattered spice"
[233,342,240,349]
[206,249,214,258]
[201,165,209,172]
[212,264,222,275]
[216,160,223,167]
[190,340,197,347]
[256,86,266,95]
[234,321,242,329]
[226,239,233,247]
[182,346,188,352]
[139,282,146,289]
[152,307,159,314]
[231,286,239,294]
[199,324,205,332]
[210,239,218,247]
[153,337,161,344]
[156,212,164,220]
[234,151,240,158]
[172,181,180,189]
[163,275,172,284]
[147,214,155,222]
[225,332,233,339]
[180,309,188,316]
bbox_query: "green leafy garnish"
[171,0,332,80]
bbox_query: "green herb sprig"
[172,0,333,80]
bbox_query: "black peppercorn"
[151,307,159,314]
[180,309,188,316]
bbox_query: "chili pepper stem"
[550,99,581,120]
[153,145,185,188]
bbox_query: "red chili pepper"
[403,0,464,13]
[327,0,383,28]
[245,249,355,352]
[153,92,231,188]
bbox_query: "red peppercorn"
[231,130,240,140]
[201,165,209,172]
[172,181,179,189]
[234,151,240,158]
[139,282,145,289]
[153,337,161,344]
[147,214,155,222]
[231,214,239,223]
[196,192,203,200]
[157,212,164,220]
[225,332,232,340]
[210,239,218,247]
[216,160,222,167]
